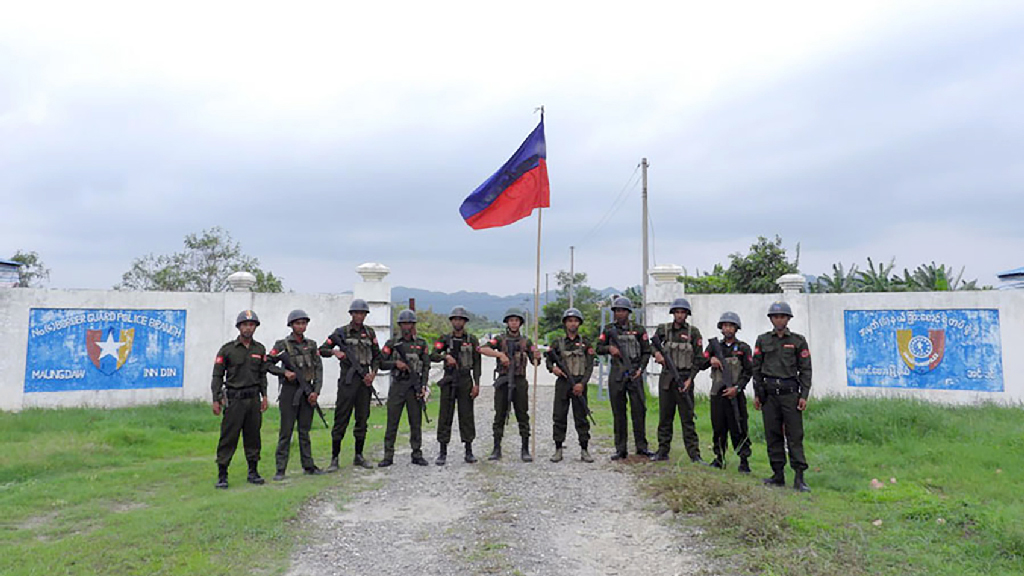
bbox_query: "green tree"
[680,264,734,294]
[812,263,859,293]
[725,235,799,293]
[116,227,283,292]
[9,250,50,287]
[540,271,604,344]
[856,257,904,292]
[901,262,978,291]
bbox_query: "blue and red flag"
[460,118,549,230]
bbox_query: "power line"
[580,164,642,244]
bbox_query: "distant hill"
[392,286,624,322]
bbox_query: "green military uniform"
[546,334,595,449]
[597,321,652,456]
[268,333,323,474]
[379,334,431,462]
[653,321,709,460]
[706,338,753,463]
[752,328,811,475]
[211,337,270,469]
[481,331,538,443]
[430,332,481,446]
[319,323,381,461]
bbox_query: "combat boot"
[273,469,286,481]
[464,442,477,463]
[637,447,655,458]
[649,449,670,462]
[550,444,563,463]
[436,443,448,466]
[378,454,394,467]
[794,470,811,493]
[709,458,724,469]
[303,466,325,475]
[247,461,265,485]
[738,457,751,474]
[215,464,229,489]
[327,456,340,473]
[520,438,533,462]
[610,451,628,461]
[763,468,786,487]
[488,438,502,461]
[691,456,710,467]
[411,454,429,466]
[353,454,372,469]
[580,446,594,463]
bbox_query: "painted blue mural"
[844,309,1002,391]
[25,308,187,392]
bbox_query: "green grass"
[0,400,391,576]
[625,394,1024,576]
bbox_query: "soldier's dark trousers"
[493,376,530,441]
[216,396,262,466]
[761,392,807,472]
[277,384,314,471]
[383,383,423,458]
[609,378,648,454]
[656,380,700,459]
[332,381,371,455]
[437,378,475,444]
[710,392,751,460]
[552,378,590,447]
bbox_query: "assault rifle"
[327,330,384,406]
[650,331,694,410]
[276,348,329,429]
[546,345,597,426]
[708,337,750,455]
[604,324,646,409]
[393,339,431,423]
[438,335,474,416]
[492,336,521,426]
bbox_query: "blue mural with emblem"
[844,309,1002,391]
[25,308,187,392]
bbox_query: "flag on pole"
[459,118,549,230]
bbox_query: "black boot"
[691,456,710,466]
[550,443,563,463]
[738,457,751,474]
[520,438,533,462]
[411,454,429,466]
[611,451,628,461]
[709,458,724,469]
[273,469,286,481]
[436,443,448,466]
[464,442,477,464]
[353,453,372,469]
[378,454,394,467]
[215,464,228,489]
[637,447,655,458]
[794,470,811,492]
[327,456,340,473]
[303,466,325,475]
[649,449,670,462]
[327,439,342,472]
[763,468,786,487]
[488,438,502,461]
[247,461,265,485]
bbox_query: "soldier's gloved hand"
[722,386,738,399]
[333,350,346,360]
[753,397,762,411]
[445,354,457,367]
[653,351,665,365]
[470,385,480,399]
[211,400,223,416]
[395,360,409,372]
[285,370,296,382]
[608,345,621,358]
[552,366,566,378]
[363,372,375,386]
[797,398,807,411]
[572,383,584,397]
[308,392,319,405]
[498,353,510,367]
[260,396,269,412]
[710,357,723,370]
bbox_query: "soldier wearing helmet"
[319,298,382,471]
[378,309,431,467]
[479,307,542,462]
[596,296,653,460]
[429,306,482,465]
[651,297,710,464]
[210,310,271,489]
[266,309,325,480]
[704,311,753,472]
[545,307,596,463]
[752,301,812,492]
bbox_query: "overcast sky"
[3,0,1022,295]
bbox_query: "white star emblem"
[96,332,125,359]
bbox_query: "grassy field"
[0,399,393,576]
[626,393,1024,576]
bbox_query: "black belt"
[763,377,799,395]
[225,386,260,399]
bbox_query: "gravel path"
[286,382,712,576]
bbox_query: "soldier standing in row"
[211,310,270,489]
[706,311,753,472]
[597,297,654,460]
[752,301,812,492]
[430,306,482,465]
[479,308,541,462]
[267,309,325,480]
[320,299,381,471]
[651,298,708,464]
[545,308,596,463]
[378,309,431,467]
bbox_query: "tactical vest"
[661,324,695,369]
[499,335,529,376]
[560,338,588,378]
[447,334,475,368]
[395,339,425,377]
[284,339,315,382]
[344,327,374,366]
[612,325,641,361]
[710,357,742,395]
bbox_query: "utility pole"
[569,245,575,309]
[641,158,649,311]
[545,273,549,307]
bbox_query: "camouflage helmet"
[669,297,692,314]
[286,309,310,326]
[562,307,584,323]
[503,308,526,323]
[717,311,742,330]
[449,306,470,320]
[611,296,633,312]
[349,299,370,313]
[397,309,418,324]
[767,301,794,317]
[235,309,260,327]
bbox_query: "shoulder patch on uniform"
[490,338,498,346]
[587,348,595,355]
[215,355,224,364]
[382,345,391,355]
[801,349,810,358]
[434,341,444,350]
[251,354,263,359]
[754,347,761,355]
[598,333,606,341]
[269,348,278,356]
